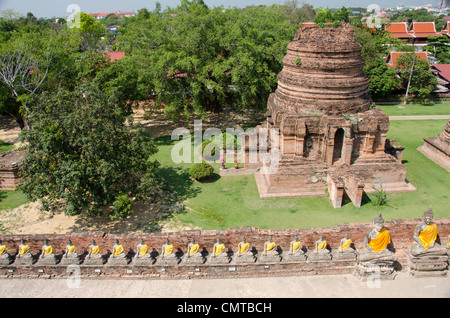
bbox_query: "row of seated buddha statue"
[0,208,448,273]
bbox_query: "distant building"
[385,22,415,43]
[90,11,135,20]
[385,51,428,68]
[104,51,125,62]
[431,64,450,92]
[385,21,442,45]
[408,21,441,44]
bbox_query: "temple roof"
[385,52,428,68]
[386,22,415,38]
[408,21,440,38]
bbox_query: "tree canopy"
[117,2,298,120]
[18,82,160,217]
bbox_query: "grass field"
[0,190,28,211]
[376,103,450,116]
[152,119,450,230]
[0,140,27,211]
[0,140,15,153]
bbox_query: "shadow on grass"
[341,191,372,208]
[0,191,7,202]
[69,166,202,234]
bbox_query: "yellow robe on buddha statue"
[418,223,438,250]
[265,242,276,251]
[317,241,327,249]
[369,228,391,252]
[139,244,148,256]
[19,244,30,255]
[90,245,100,255]
[338,239,352,251]
[214,243,225,255]
[113,245,124,256]
[292,241,302,251]
[0,245,7,255]
[67,245,76,254]
[238,242,249,253]
[43,246,53,255]
[165,244,174,255]
[189,243,199,254]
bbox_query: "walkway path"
[0,272,449,298]
[389,115,450,120]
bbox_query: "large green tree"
[117,1,297,121]
[395,53,438,99]
[18,82,160,217]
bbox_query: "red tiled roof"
[91,12,135,17]
[433,64,450,81]
[104,51,125,62]
[409,21,440,38]
[441,22,450,35]
[386,22,415,38]
[385,52,428,68]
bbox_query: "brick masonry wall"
[1,218,449,279]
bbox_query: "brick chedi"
[253,23,416,207]
[418,120,450,172]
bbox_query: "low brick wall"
[1,218,449,279]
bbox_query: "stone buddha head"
[423,206,434,225]
[373,213,384,231]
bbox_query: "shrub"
[111,194,132,220]
[371,182,388,206]
[189,162,215,181]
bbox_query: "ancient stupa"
[418,119,450,172]
[250,23,416,207]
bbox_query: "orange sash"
[369,228,391,252]
[418,223,438,250]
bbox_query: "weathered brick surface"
[1,218,448,279]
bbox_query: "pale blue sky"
[0,0,438,18]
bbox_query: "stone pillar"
[327,172,344,208]
[296,136,305,157]
[362,133,376,156]
[342,135,354,165]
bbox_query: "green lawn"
[376,103,450,116]
[0,140,28,211]
[0,140,15,153]
[152,119,450,230]
[0,190,29,210]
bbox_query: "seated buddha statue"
[283,235,306,262]
[107,239,129,265]
[60,239,80,265]
[15,239,33,265]
[333,233,356,260]
[132,239,153,265]
[158,238,179,265]
[83,239,104,265]
[233,236,255,264]
[314,235,330,253]
[0,239,12,265]
[207,237,230,264]
[309,234,331,261]
[410,206,447,257]
[37,239,57,265]
[358,213,397,263]
[408,207,448,275]
[183,238,204,264]
[447,235,450,256]
[258,236,281,263]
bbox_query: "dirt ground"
[0,107,263,235]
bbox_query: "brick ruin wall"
[1,218,449,279]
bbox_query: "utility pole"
[404,52,417,105]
